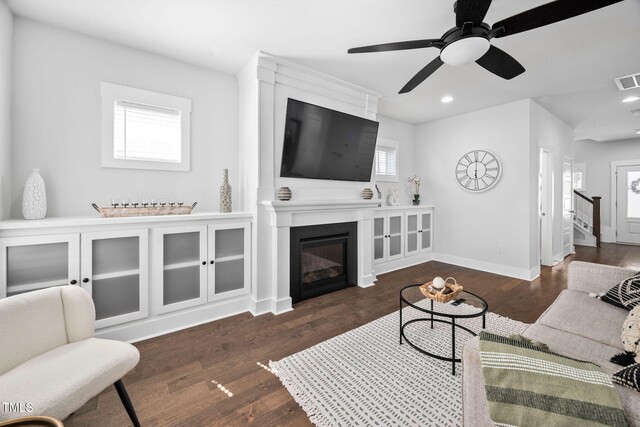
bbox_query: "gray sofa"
[462,261,640,426]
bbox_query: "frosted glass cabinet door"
[387,214,404,260]
[420,211,432,252]
[80,229,148,329]
[155,225,208,313]
[0,234,80,299]
[208,222,250,301]
[373,217,385,262]
[405,213,419,255]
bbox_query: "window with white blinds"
[101,82,192,171]
[114,101,181,163]
[375,138,399,181]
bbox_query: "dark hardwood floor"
[65,243,640,427]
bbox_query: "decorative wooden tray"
[420,278,463,303]
[92,202,197,218]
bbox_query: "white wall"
[415,99,538,280]
[375,115,416,206]
[0,0,11,220]
[574,137,640,240]
[11,18,239,218]
[530,101,574,262]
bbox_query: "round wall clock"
[455,150,502,192]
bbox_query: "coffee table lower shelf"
[399,285,488,375]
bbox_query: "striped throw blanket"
[479,332,628,427]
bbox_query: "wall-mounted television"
[279,98,379,182]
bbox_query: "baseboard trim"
[250,297,272,316]
[95,295,251,343]
[375,252,434,276]
[272,297,293,315]
[433,253,539,281]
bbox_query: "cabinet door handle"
[82,278,89,283]
[202,261,206,265]
[70,279,77,285]
[210,260,215,264]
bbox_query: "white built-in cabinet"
[0,213,252,342]
[405,210,432,255]
[374,207,434,275]
[154,222,250,314]
[0,230,148,329]
[373,212,404,264]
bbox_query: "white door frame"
[540,148,554,266]
[610,159,640,243]
[562,156,575,256]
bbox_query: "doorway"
[562,156,574,256]
[540,149,553,266]
[616,164,640,244]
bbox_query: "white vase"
[22,169,47,220]
[219,169,232,213]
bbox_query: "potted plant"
[408,175,422,205]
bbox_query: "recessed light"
[636,129,640,134]
[623,96,640,103]
[441,96,454,103]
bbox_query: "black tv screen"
[280,98,379,182]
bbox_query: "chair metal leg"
[114,379,141,427]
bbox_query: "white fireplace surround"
[257,200,379,314]
[238,53,383,316]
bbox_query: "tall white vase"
[22,169,47,220]
[219,169,232,213]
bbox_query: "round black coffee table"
[399,284,488,375]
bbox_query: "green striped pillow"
[479,332,628,427]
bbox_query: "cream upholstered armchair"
[0,286,141,426]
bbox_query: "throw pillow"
[601,273,640,310]
[613,363,640,392]
[479,332,628,427]
[613,305,640,367]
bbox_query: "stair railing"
[574,190,601,247]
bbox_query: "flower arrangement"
[408,175,422,205]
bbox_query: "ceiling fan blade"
[348,39,443,54]
[492,0,623,38]
[456,0,493,27]
[476,45,525,80]
[399,57,444,94]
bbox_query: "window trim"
[101,82,192,172]
[375,138,399,182]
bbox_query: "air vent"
[615,73,640,91]
[632,108,640,116]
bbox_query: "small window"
[375,138,399,182]
[573,162,586,191]
[101,82,191,171]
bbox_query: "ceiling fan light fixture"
[440,37,490,66]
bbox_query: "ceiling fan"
[348,0,623,94]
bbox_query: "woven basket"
[419,277,464,303]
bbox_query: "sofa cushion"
[537,289,627,349]
[524,324,640,426]
[602,274,640,310]
[0,288,69,375]
[0,337,139,421]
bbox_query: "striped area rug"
[270,301,527,427]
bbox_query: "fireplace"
[290,222,357,303]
